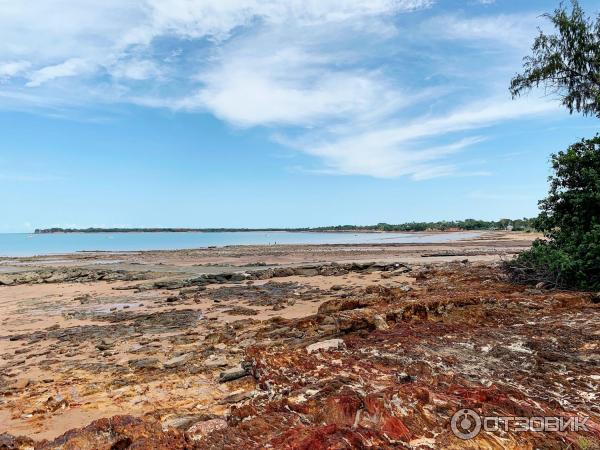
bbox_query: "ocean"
[0,231,480,257]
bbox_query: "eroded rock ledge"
[152,261,411,290]
[2,263,599,449]
[0,268,155,286]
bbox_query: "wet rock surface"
[156,261,411,289]
[1,253,599,449]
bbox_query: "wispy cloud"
[422,13,540,50]
[274,93,556,179]
[0,61,31,79]
[26,58,93,87]
[0,0,559,179]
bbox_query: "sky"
[1,0,598,232]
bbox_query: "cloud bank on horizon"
[0,0,563,179]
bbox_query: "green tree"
[510,0,600,117]
[507,138,600,289]
[506,1,600,290]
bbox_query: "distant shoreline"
[34,220,534,235]
[32,229,466,235]
[33,228,397,234]
[33,229,433,235]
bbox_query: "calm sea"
[0,231,480,257]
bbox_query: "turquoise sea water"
[0,231,480,257]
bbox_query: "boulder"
[229,273,247,282]
[218,365,248,383]
[0,275,15,286]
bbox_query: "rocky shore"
[1,234,598,449]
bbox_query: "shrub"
[505,137,600,290]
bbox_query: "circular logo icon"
[451,409,482,440]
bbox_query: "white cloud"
[303,137,484,180]
[26,58,93,87]
[0,0,562,180]
[180,43,405,127]
[285,97,557,179]
[0,60,31,79]
[110,59,163,81]
[0,0,430,99]
[139,0,431,40]
[423,13,539,49]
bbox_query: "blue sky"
[1,0,598,232]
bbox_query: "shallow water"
[0,231,480,257]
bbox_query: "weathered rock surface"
[0,433,35,450]
[2,263,599,449]
[0,268,154,286]
[218,365,248,383]
[208,264,600,449]
[163,353,194,369]
[35,415,190,449]
[129,357,163,370]
[176,261,411,289]
[187,419,228,441]
[305,338,345,353]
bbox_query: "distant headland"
[34,218,535,234]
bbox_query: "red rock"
[36,415,190,450]
[187,419,228,441]
[0,433,35,450]
[10,264,600,449]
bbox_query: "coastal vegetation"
[34,218,536,234]
[506,0,600,290]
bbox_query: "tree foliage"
[537,136,600,239]
[506,138,600,289]
[510,0,600,117]
[506,1,600,291]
